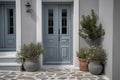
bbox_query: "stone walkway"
[0,68,107,80]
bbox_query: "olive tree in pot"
[79,9,105,46]
[17,43,44,72]
[77,48,89,71]
[79,9,106,74]
[87,46,106,75]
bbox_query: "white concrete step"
[0,52,21,71]
[0,52,19,62]
[0,63,21,66]
[0,57,17,63]
[0,62,21,71]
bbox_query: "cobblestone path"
[0,68,107,80]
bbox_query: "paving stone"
[57,76,68,79]
[3,75,16,79]
[77,78,86,80]
[47,68,61,72]
[86,78,97,80]
[0,73,4,77]
[50,77,56,79]
[17,76,35,80]
[46,72,55,75]
[35,74,48,79]
[0,69,106,80]
[84,76,98,79]
[0,72,8,77]
[69,72,76,74]
[10,72,18,75]
[98,76,104,79]
[56,72,67,75]
[72,74,84,77]
[0,72,8,74]
[76,72,85,74]
[0,78,6,80]
[69,77,75,79]
[23,72,37,76]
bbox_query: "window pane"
[62,9,67,34]
[8,9,14,34]
[48,9,53,34]
[48,28,53,34]
[62,9,67,17]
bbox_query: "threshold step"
[0,63,21,66]
[0,55,17,58]
[0,63,21,71]
[0,52,17,58]
[0,58,17,63]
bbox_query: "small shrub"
[17,43,44,63]
[87,46,106,64]
[77,48,89,59]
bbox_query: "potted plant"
[79,9,106,74]
[17,43,44,72]
[79,9,105,46]
[77,48,89,71]
[87,46,106,75]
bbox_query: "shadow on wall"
[27,9,36,22]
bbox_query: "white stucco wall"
[21,0,36,45]
[99,0,113,80]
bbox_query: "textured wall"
[21,0,36,45]
[99,0,113,80]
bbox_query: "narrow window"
[8,9,14,34]
[62,9,67,34]
[48,9,53,34]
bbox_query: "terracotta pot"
[78,58,88,71]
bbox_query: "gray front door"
[0,3,16,51]
[43,3,73,65]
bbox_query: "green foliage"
[80,9,105,46]
[77,48,89,59]
[87,46,107,64]
[17,43,44,63]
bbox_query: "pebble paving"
[0,68,107,80]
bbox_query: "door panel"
[0,3,16,50]
[5,5,16,48]
[43,3,73,65]
[43,4,59,63]
[59,5,71,62]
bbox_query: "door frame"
[36,0,79,68]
